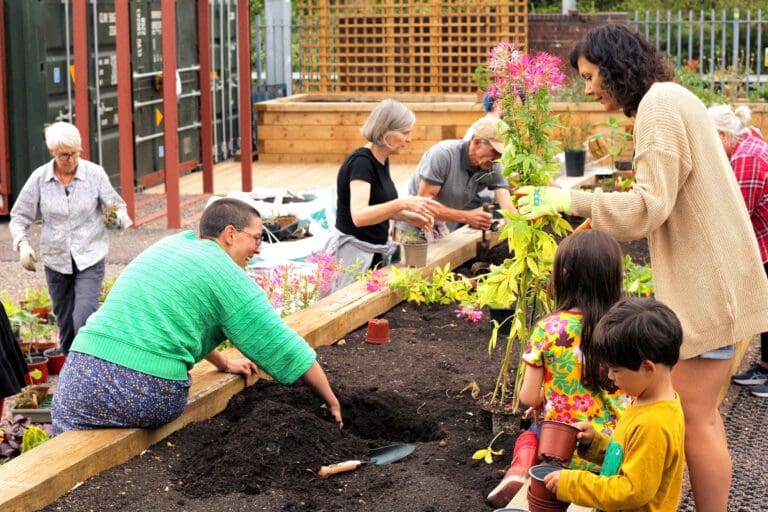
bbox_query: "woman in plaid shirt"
[709,104,768,398]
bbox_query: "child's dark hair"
[551,230,623,390]
[592,297,683,370]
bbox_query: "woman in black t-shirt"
[327,99,440,282]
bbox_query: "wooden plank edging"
[0,226,498,511]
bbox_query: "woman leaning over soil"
[516,24,768,511]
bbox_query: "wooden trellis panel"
[297,1,527,93]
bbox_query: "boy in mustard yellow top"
[544,297,685,512]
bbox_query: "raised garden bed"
[40,237,657,512]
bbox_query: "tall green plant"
[476,42,572,412]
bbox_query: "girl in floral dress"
[519,229,630,471]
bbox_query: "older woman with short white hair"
[324,99,440,290]
[9,121,132,354]
[708,104,768,399]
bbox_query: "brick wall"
[528,12,630,76]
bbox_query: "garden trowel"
[316,443,416,478]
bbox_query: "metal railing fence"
[632,9,767,97]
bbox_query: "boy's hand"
[544,470,561,493]
[573,421,596,446]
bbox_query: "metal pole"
[210,0,218,160]
[115,0,135,222]
[91,0,103,165]
[688,10,693,66]
[219,0,227,156]
[757,10,764,82]
[745,10,751,93]
[161,0,180,228]
[227,0,235,157]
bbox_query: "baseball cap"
[472,115,509,153]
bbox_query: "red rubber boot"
[486,430,540,508]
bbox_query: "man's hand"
[18,240,38,272]
[515,186,571,219]
[464,206,493,230]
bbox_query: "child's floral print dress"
[523,310,629,471]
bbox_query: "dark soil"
[43,232,652,512]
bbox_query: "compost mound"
[171,384,444,500]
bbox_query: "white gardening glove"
[18,240,38,272]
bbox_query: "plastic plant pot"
[528,464,562,501]
[365,318,391,344]
[24,356,49,385]
[537,420,580,466]
[402,242,428,267]
[526,490,570,512]
[44,348,67,375]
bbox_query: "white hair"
[44,122,82,151]
[707,104,752,143]
[360,99,415,147]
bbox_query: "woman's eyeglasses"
[56,151,81,161]
[237,228,263,247]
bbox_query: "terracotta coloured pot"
[537,420,579,466]
[24,356,49,385]
[44,348,67,375]
[526,490,570,512]
[528,464,561,501]
[365,318,390,344]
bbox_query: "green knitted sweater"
[72,231,316,382]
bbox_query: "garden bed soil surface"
[43,237,651,512]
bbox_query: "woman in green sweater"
[52,198,342,434]
[516,25,768,511]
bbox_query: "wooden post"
[198,0,214,194]
[72,0,90,159]
[161,0,180,228]
[237,0,252,191]
[115,0,135,222]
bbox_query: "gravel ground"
[0,194,204,302]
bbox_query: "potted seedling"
[472,65,491,102]
[23,286,53,323]
[10,309,53,384]
[399,228,429,268]
[588,116,634,173]
[560,113,591,177]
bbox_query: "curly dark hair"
[569,24,675,117]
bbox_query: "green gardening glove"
[515,186,572,219]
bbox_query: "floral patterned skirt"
[52,352,190,435]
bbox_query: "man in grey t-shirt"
[405,115,514,231]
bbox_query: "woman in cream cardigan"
[516,25,768,511]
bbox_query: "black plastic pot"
[564,150,586,177]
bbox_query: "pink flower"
[571,394,595,413]
[365,269,386,292]
[455,306,483,323]
[549,392,570,413]
[487,42,566,98]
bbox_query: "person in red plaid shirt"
[709,104,768,398]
